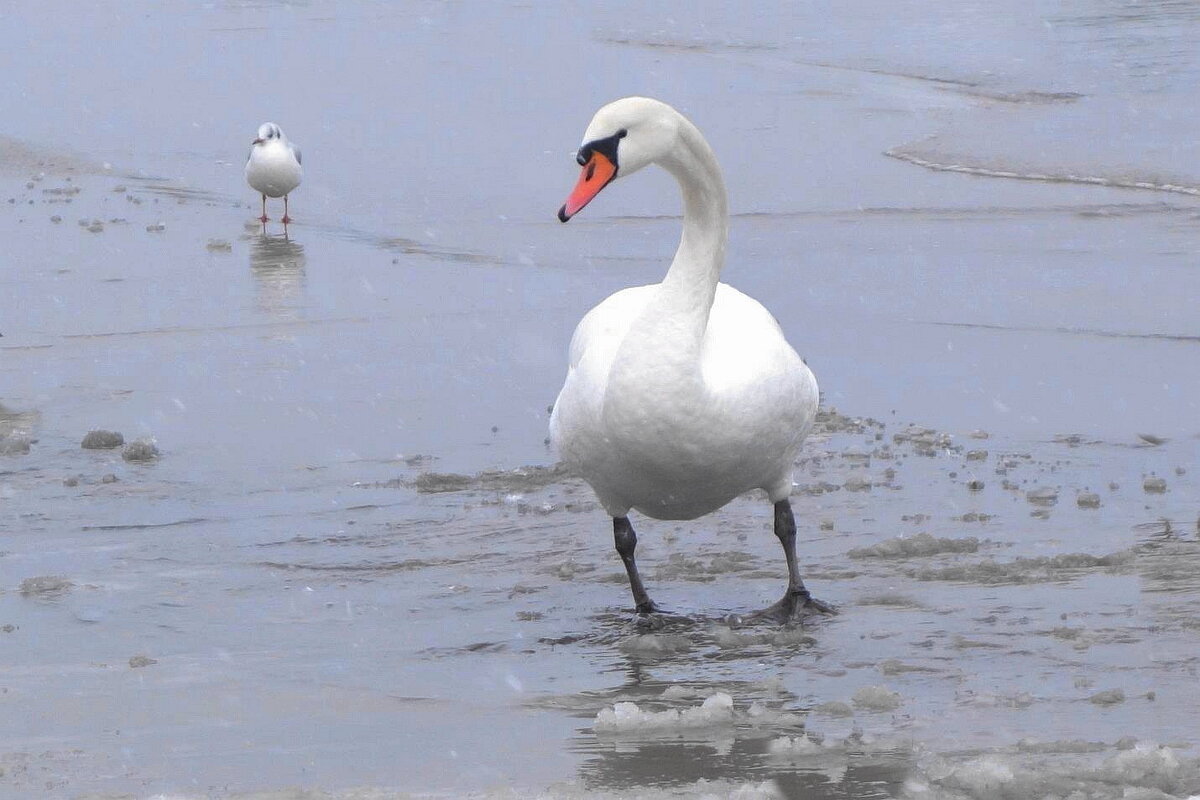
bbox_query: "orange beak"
[558,151,617,222]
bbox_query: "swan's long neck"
[606,117,727,415]
[656,119,728,339]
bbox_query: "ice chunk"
[848,532,979,559]
[618,634,690,656]
[594,692,736,732]
[122,438,160,462]
[81,429,124,449]
[852,685,902,711]
[1088,688,1125,706]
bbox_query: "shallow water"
[1,2,1198,798]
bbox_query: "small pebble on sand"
[1076,491,1101,509]
[129,655,158,669]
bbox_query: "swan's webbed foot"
[635,598,666,615]
[749,589,837,624]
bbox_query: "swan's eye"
[617,129,627,138]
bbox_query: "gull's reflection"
[250,233,307,320]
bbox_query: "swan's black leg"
[614,516,662,614]
[754,499,835,620]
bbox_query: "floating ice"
[901,742,1200,799]
[1088,688,1126,706]
[766,734,833,757]
[122,438,160,462]
[1026,486,1059,506]
[0,431,32,455]
[852,685,902,711]
[618,633,690,656]
[81,429,124,449]
[711,627,815,650]
[844,472,873,491]
[848,532,980,559]
[812,701,855,717]
[906,550,1135,584]
[1143,476,1168,494]
[19,575,73,598]
[594,692,736,732]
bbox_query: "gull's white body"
[245,123,302,199]
[550,98,818,522]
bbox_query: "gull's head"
[558,97,682,222]
[252,122,284,146]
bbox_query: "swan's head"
[558,97,682,222]
[252,122,284,146]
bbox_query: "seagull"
[551,97,833,620]
[245,122,302,224]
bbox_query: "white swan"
[245,122,303,224]
[551,97,832,619]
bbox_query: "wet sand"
[1,2,1199,798]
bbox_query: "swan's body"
[552,281,816,520]
[245,122,302,223]
[551,97,829,618]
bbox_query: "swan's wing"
[552,284,654,447]
[703,283,818,423]
[566,284,654,369]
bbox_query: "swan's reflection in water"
[568,652,913,798]
[250,233,307,320]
